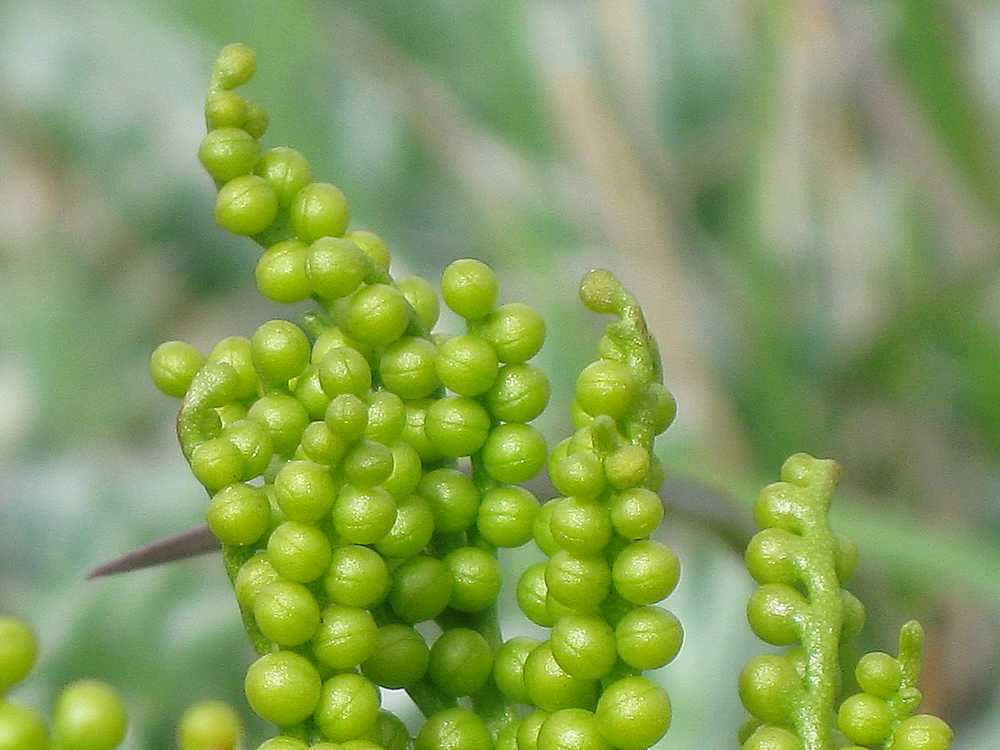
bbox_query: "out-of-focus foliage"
[1,1,998,747]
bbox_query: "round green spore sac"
[371,710,410,750]
[481,303,546,363]
[538,708,611,750]
[375,494,435,559]
[215,175,278,236]
[484,363,550,423]
[517,562,555,627]
[741,725,800,750]
[234,552,279,611]
[738,655,801,725]
[834,534,860,583]
[294,368,331,421]
[388,555,453,623]
[300,421,347,466]
[216,403,247,430]
[546,551,612,611]
[428,628,493,697]
[190,438,244,492]
[266,521,332,583]
[198,127,258,183]
[444,546,502,613]
[481,423,547,484]
[493,636,540,703]
[891,715,953,750]
[838,693,893,746]
[274,460,336,522]
[318,347,372,398]
[251,319,310,386]
[855,652,903,699]
[255,146,312,207]
[176,699,243,750]
[609,488,663,541]
[314,673,380,743]
[256,239,312,303]
[149,340,204,398]
[0,617,37,692]
[575,360,638,420]
[206,483,269,546]
[366,391,406,445]
[223,418,274,479]
[518,710,550,750]
[424,397,491,457]
[415,707,491,750]
[290,182,350,242]
[325,393,369,442]
[603,445,650,490]
[550,497,613,555]
[398,276,439,332]
[612,540,680,605]
[362,624,430,688]
[325,545,391,609]
[253,580,321,646]
[615,606,683,670]
[841,590,867,639]
[379,337,440,400]
[401,398,443,463]
[477,485,540,548]
[747,584,807,646]
[343,439,395,487]
[523,643,598,712]
[333,485,397,544]
[0,701,49,750]
[440,259,497,321]
[307,237,370,300]
[550,615,617,681]
[645,382,677,435]
[595,676,671,750]
[52,679,127,750]
[550,452,606,500]
[248,393,310,456]
[418,468,480,534]
[311,605,378,670]
[744,529,800,587]
[207,336,257,400]
[434,334,498,396]
[382,440,422,498]
[533,498,567,556]
[344,284,411,347]
[205,89,247,129]
[346,230,392,275]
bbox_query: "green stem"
[790,461,843,750]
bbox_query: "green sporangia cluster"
[739,455,954,750]
[0,617,128,750]
[149,43,680,750]
[145,43,955,750]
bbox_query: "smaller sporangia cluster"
[739,455,954,750]
[0,616,128,750]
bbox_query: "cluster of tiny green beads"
[0,616,128,750]
[507,270,680,750]
[148,42,580,750]
[836,622,953,750]
[739,456,953,750]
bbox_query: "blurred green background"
[1,0,999,747]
